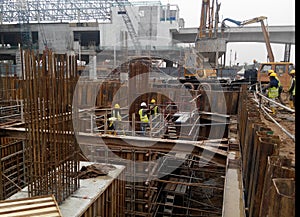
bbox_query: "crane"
[221,16,274,62]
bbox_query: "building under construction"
[0,0,295,217]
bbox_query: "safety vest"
[291,77,296,96]
[275,76,282,88]
[150,105,158,115]
[268,86,279,99]
[139,109,149,123]
[154,106,158,115]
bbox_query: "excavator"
[221,16,295,91]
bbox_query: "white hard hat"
[141,102,147,107]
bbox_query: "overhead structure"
[0,0,113,23]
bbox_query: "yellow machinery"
[221,16,295,90]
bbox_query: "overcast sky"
[133,0,295,65]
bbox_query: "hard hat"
[269,72,277,77]
[114,104,120,109]
[290,69,295,75]
[150,99,156,104]
[141,102,147,107]
[267,69,275,75]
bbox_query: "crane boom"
[221,16,274,62]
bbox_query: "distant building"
[0,1,183,66]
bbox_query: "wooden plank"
[0,207,60,217]
[0,201,56,212]
[0,197,54,207]
[0,195,62,217]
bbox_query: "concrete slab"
[222,152,246,217]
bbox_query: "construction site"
[0,0,295,217]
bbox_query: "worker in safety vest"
[264,72,279,114]
[108,103,122,134]
[288,69,296,109]
[149,98,159,116]
[267,69,284,104]
[138,102,149,135]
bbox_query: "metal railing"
[0,100,24,124]
[252,87,295,141]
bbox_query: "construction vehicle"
[221,16,295,90]
[183,49,217,80]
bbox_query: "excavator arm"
[221,16,274,62]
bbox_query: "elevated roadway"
[170,25,295,45]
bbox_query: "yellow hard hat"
[114,104,120,109]
[150,99,156,103]
[269,72,277,77]
[267,69,275,75]
[290,69,295,75]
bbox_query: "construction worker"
[288,69,295,109]
[139,102,149,135]
[268,69,284,104]
[149,98,159,116]
[264,72,279,114]
[108,104,122,134]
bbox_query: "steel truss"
[0,0,116,23]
